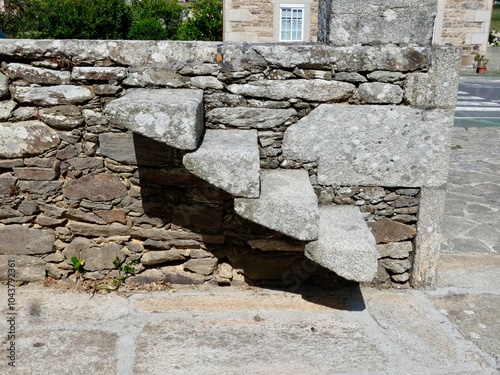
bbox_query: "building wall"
[223,0,318,42]
[435,0,493,68]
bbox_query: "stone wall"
[0,40,460,289]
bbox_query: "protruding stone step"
[234,170,319,241]
[305,206,378,282]
[183,130,260,198]
[105,88,203,150]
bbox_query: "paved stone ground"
[0,127,499,375]
[442,127,500,254]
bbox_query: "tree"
[177,0,222,41]
[128,0,183,40]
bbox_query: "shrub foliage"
[0,0,222,41]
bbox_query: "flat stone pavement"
[0,126,499,375]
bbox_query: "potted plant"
[474,54,489,74]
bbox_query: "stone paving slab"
[0,283,497,375]
[436,253,500,292]
[442,127,500,254]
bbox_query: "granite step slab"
[234,169,319,241]
[305,205,378,282]
[105,88,204,150]
[183,129,260,198]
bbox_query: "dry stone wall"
[0,40,460,289]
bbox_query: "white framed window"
[279,4,304,42]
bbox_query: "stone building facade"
[434,0,493,67]
[223,0,318,42]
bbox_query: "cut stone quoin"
[305,206,378,282]
[104,88,204,151]
[183,129,260,198]
[234,169,319,241]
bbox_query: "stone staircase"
[105,89,378,282]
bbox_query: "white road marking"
[457,96,484,100]
[456,101,499,106]
[455,107,500,111]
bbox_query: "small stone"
[334,72,367,83]
[391,272,410,283]
[368,219,416,244]
[379,258,412,274]
[367,71,406,83]
[38,105,84,130]
[13,167,57,181]
[12,106,37,121]
[126,269,164,284]
[0,225,55,255]
[12,85,94,106]
[377,241,413,259]
[0,72,8,98]
[160,266,205,285]
[218,263,233,279]
[0,120,60,158]
[43,250,65,263]
[17,200,39,215]
[63,174,127,202]
[71,67,128,81]
[354,83,403,104]
[18,181,63,197]
[80,243,123,271]
[0,100,16,120]
[189,249,213,258]
[5,63,70,84]
[65,208,107,225]
[184,258,218,275]
[396,188,419,196]
[35,215,66,226]
[95,209,128,224]
[141,250,188,266]
[190,76,223,90]
[393,197,419,208]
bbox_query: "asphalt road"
[454,75,500,127]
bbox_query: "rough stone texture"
[206,107,296,129]
[404,46,462,109]
[362,289,458,369]
[141,250,187,266]
[0,174,16,195]
[379,258,412,274]
[354,83,403,104]
[0,120,60,158]
[5,62,71,84]
[81,243,123,271]
[251,44,431,72]
[183,130,260,198]
[0,100,16,120]
[18,180,63,197]
[377,241,413,259]
[160,265,206,284]
[71,66,128,81]
[184,257,218,275]
[234,170,319,241]
[368,219,416,244]
[247,239,304,252]
[305,206,378,282]
[0,225,54,255]
[13,167,57,180]
[325,0,437,46]
[282,104,454,187]
[367,71,406,83]
[105,88,204,150]
[38,105,84,129]
[12,85,94,106]
[0,72,8,98]
[0,255,46,282]
[411,187,446,288]
[227,80,355,102]
[63,174,127,202]
[99,132,173,166]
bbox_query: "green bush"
[1,0,131,39]
[127,0,183,40]
[177,0,222,41]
